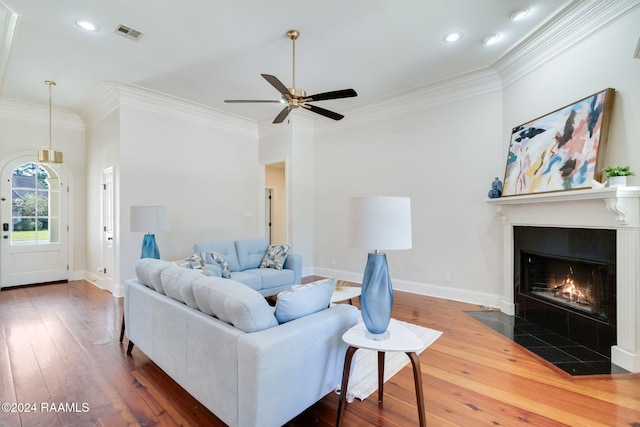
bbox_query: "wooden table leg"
[377,351,385,404]
[407,351,426,427]
[336,346,358,427]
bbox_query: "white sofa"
[124,258,358,427]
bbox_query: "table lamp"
[130,205,169,259]
[346,196,412,340]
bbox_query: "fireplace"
[514,226,616,356]
[488,186,640,373]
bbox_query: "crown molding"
[70,0,640,137]
[494,0,640,86]
[0,97,84,129]
[79,81,258,138]
[314,67,503,134]
[76,82,120,128]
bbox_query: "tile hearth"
[467,311,629,376]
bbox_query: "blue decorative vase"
[141,233,160,259]
[360,252,394,340]
[488,177,503,199]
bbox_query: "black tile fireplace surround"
[513,226,616,358]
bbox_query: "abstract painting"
[502,88,615,196]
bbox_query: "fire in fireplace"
[514,226,616,356]
[522,252,608,321]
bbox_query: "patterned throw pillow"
[172,254,205,272]
[203,250,231,278]
[259,244,291,270]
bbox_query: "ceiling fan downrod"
[287,29,299,91]
[286,29,306,99]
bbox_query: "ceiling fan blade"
[305,89,357,102]
[273,106,292,124]
[261,74,292,99]
[224,100,282,103]
[303,104,344,121]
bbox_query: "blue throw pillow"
[201,250,231,278]
[274,277,336,323]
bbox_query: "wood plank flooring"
[1,280,638,426]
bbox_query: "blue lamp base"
[141,233,160,259]
[360,252,394,341]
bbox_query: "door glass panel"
[10,162,59,244]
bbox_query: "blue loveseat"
[193,238,302,297]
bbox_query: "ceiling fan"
[224,29,357,124]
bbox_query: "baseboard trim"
[312,267,502,309]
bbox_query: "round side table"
[335,320,426,426]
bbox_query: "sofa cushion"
[192,276,278,332]
[160,265,201,309]
[235,238,268,270]
[274,277,337,323]
[259,244,291,270]
[193,241,241,272]
[201,251,231,278]
[228,271,263,291]
[135,258,171,294]
[243,268,294,290]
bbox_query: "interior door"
[0,158,69,288]
[102,167,115,290]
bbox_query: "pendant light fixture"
[38,80,63,164]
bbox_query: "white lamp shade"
[346,196,412,250]
[130,205,169,233]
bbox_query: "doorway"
[264,162,286,245]
[0,155,69,288]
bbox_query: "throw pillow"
[274,277,337,323]
[259,244,292,270]
[202,250,231,278]
[172,253,205,273]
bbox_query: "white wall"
[258,115,316,272]
[313,90,505,305]
[0,101,87,280]
[311,6,640,307]
[502,8,640,181]
[84,108,120,291]
[116,103,260,283]
[3,4,635,308]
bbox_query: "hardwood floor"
[1,280,638,426]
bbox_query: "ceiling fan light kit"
[225,29,357,123]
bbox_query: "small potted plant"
[602,165,635,187]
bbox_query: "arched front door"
[0,155,69,288]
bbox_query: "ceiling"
[0,0,570,123]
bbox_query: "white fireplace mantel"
[488,187,640,373]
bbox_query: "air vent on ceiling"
[114,24,143,41]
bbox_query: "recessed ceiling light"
[75,19,98,31]
[509,8,530,21]
[483,34,502,46]
[443,31,463,43]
